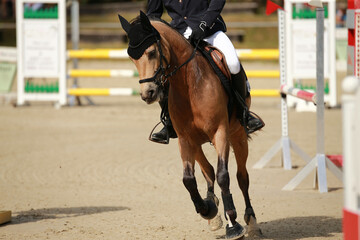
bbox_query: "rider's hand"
[190,21,207,43]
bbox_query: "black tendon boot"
[149,97,177,144]
[231,66,265,134]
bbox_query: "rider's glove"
[190,21,207,43]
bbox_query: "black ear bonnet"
[126,22,160,60]
[118,11,160,60]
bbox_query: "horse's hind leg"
[195,147,223,231]
[230,128,262,237]
[213,127,246,239]
[179,139,218,220]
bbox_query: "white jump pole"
[68,0,79,106]
[315,5,327,192]
[282,6,342,192]
[68,0,95,106]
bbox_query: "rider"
[147,0,265,144]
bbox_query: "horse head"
[118,11,171,104]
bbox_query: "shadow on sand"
[8,206,130,225]
[257,215,342,239]
[214,215,341,240]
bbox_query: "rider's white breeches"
[183,27,241,75]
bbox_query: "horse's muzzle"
[140,88,158,104]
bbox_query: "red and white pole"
[342,76,360,240]
[344,1,360,239]
[347,0,360,76]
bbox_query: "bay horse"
[119,11,262,239]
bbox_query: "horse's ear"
[139,11,152,31]
[118,14,131,34]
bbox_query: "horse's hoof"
[225,222,246,240]
[244,207,256,225]
[200,198,218,220]
[208,212,223,231]
[246,215,263,238]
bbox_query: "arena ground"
[0,61,344,239]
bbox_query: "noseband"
[138,37,199,86]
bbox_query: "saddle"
[203,45,231,81]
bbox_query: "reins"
[165,39,200,79]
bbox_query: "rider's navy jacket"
[147,0,227,37]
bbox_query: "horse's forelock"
[129,15,164,26]
[129,16,141,26]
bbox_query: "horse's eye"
[148,50,156,60]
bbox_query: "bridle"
[138,39,170,86]
[138,37,199,86]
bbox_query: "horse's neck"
[154,22,204,98]
[168,42,195,97]
[153,21,194,73]
[166,37,193,71]
[155,30,192,89]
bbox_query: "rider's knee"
[228,61,241,75]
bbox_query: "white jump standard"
[253,10,313,171]
[254,7,342,193]
[282,7,342,192]
[16,0,67,106]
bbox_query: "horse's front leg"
[213,127,246,239]
[179,138,218,220]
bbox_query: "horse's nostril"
[148,90,155,98]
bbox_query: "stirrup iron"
[148,121,170,144]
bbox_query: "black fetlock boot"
[221,193,246,239]
[149,97,177,144]
[231,65,265,134]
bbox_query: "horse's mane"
[149,16,171,27]
[130,15,191,46]
[129,15,169,27]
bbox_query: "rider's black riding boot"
[231,66,265,134]
[149,97,177,144]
